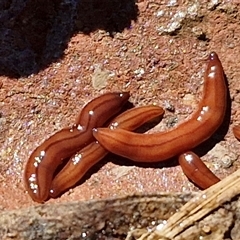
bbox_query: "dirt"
[0,0,240,210]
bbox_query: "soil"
[0,0,240,210]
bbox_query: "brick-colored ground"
[0,0,240,209]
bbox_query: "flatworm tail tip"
[121,92,130,99]
[209,51,219,61]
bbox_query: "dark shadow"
[0,0,138,77]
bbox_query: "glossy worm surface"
[93,52,227,162]
[233,125,240,140]
[50,106,164,198]
[24,92,130,203]
[178,151,220,189]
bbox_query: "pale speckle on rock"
[111,166,135,180]
[208,144,238,169]
[91,65,112,90]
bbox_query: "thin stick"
[131,168,240,240]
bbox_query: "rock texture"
[0,1,240,239]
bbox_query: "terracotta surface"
[1,0,240,210]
